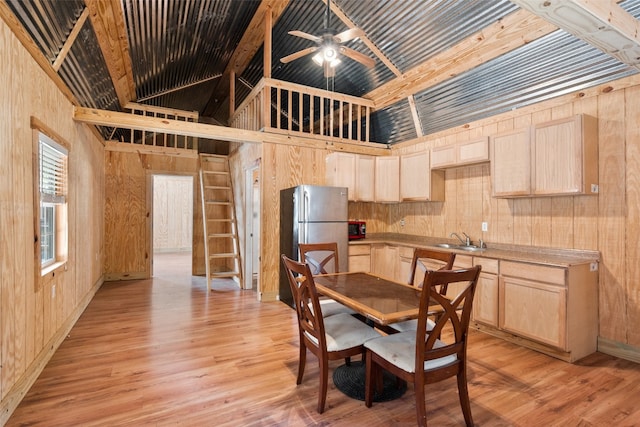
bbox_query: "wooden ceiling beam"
[84,0,136,107]
[366,9,558,109]
[202,0,290,119]
[52,7,89,71]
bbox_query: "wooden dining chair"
[390,248,456,333]
[364,266,482,427]
[299,242,356,317]
[281,255,381,413]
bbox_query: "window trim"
[31,117,70,286]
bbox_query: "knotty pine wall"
[103,151,201,280]
[230,75,640,360]
[0,20,105,422]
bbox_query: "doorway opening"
[151,174,194,278]
[244,161,261,298]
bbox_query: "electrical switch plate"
[591,184,599,193]
[481,222,488,232]
[590,262,598,272]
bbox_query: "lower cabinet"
[370,244,398,281]
[497,260,597,362]
[472,258,499,328]
[348,244,371,272]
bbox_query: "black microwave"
[348,221,366,240]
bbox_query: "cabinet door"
[457,137,489,166]
[531,115,595,195]
[490,128,531,197]
[326,152,356,200]
[370,244,398,281]
[473,272,499,327]
[374,156,400,203]
[355,154,375,202]
[500,275,567,349]
[430,145,456,169]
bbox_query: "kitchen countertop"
[350,233,600,268]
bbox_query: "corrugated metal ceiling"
[5,0,640,145]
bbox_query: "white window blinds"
[39,135,67,204]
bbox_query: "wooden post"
[263,8,272,130]
[229,69,235,117]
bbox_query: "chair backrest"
[415,266,481,375]
[408,248,456,292]
[281,254,327,350]
[299,242,340,275]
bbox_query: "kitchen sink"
[432,243,485,252]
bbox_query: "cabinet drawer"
[398,246,414,258]
[500,261,565,286]
[349,244,371,256]
[473,257,498,275]
[454,254,473,269]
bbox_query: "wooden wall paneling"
[572,96,599,250]
[597,90,627,343]
[625,85,640,346]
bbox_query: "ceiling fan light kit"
[280,0,375,78]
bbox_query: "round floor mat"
[332,361,407,402]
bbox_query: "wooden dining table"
[313,271,426,327]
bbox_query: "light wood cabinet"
[431,137,489,169]
[370,244,398,281]
[490,114,598,198]
[498,260,597,362]
[531,114,598,196]
[348,244,371,272]
[472,257,499,327]
[325,152,375,201]
[374,156,400,203]
[400,151,445,201]
[490,128,531,197]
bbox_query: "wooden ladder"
[199,154,242,291]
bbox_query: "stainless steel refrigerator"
[279,185,348,307]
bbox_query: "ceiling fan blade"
[288,30,322,44]
[333,28,364,44]
[339,47,375,68]
[280,46,319,64]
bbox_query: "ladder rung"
[207,218,232,222]
[203,170,229,175]
[208,233,235,238]
[205,200,231,205]
[210,271,240,278]
[209,253,238,259]
[204,185,231,190]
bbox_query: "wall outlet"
[400,218,405,227]
[481,222,488,232]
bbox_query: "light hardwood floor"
[7,253,640,426]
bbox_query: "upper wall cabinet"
[531,114,598,196]
[375,156,400,203]
[431,137,489,169]
[490,114,598,198]
[326,152,375,201]
[491,128,531,197]
[400,151,445,201]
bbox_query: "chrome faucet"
[450,232,471,246]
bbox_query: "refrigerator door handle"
[302,190,310,243]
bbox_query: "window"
[36,130,68,273]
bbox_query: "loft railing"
[229,77,375,144]
[109,102,199,151]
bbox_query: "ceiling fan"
[279,0,375,78]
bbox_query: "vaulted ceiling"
[2,0,640,145]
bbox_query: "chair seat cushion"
[319,299,357,317]
[364,331,457,373]
[305,313,381,352]
[389,318,435,333]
